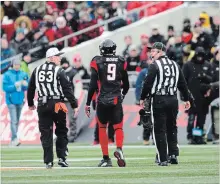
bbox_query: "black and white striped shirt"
[141,55,189,101]
[27,62,77,107]
[34,62,64,97]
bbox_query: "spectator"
[2,1,20,21]
[38,21,55,42]
[31,24,49,60]
[199,12,212,34]
[107,1,127,31]
[67,2,79,18]
[10,28,31,54]
[183,18,191,33]
[1,37,16,60]
[1,37,16,73]
[23,1,46,19]
[190,21,214,61]
[95,6,107,23]
[139,34,150,62]
[182,47,212,144]
[54,16,78,49]
[149,24,165,45]
[72,53,90,89]
[167,34,185,67]
[182,26,193,44]
[210,16,220,43]
[20,52,31,76]
[46,2,57,16]
[64,9,79,32]
[2,59,29,146]
[60,57,78,142]
[166,25,175,44]
[77,11,99,44]
[14,16,33,38]
[122,35,132,60]
[126,45,140,72]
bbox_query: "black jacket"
[182,58,212,113]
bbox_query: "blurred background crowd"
[1,1,183,66]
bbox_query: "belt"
[38,96,63,101]
[154,92,176,96]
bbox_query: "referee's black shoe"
[158,161,168,166]
[58,158,69,167]
[168,155,178,164]
[98,158,112,167]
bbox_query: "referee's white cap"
[46,47,64,58]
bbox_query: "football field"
[1,145,219,184]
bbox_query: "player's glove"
[137,109,152,131]
[85,105,91,118]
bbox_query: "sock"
[97,117,109,157]
[113,122,124,149]
[103,155,109,160]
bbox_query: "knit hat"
[12,59,21,65]
[168,25,174,31]
[61,57,70,65]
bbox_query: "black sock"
[103,155,109,160]
[117,147,122,150]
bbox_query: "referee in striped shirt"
[140,42,191,166]
[27,47,78,169]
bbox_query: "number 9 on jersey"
[107,64,116,81]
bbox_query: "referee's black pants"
[37,100,68,164]
[152,95,179,162]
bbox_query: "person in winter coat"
[126,45,141,72]
[10,28,31,55]
[190,22,214,61]
[2,1,20,20]
[135,57,153,145]
[2,59,29,146]
[182,47,212,144]
[149,25,166,45]
[122,35,132,60]
[54,16,78,49]
[60,57,78,142]
[72,53,90,90]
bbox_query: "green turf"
[1,145,219,184]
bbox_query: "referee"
[27,47,78,169]
[140,42,191,166]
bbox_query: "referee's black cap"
[147,42,166,52]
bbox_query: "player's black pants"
[37,100,68,164]
[152,95,179,162]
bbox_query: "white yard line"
[1,145,219,149]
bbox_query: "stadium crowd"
[1,1,183,65]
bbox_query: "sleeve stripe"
[90,60,98,72]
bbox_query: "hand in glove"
[22,80,28,86]
[15,81,22,88]
[85,105,91,118]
